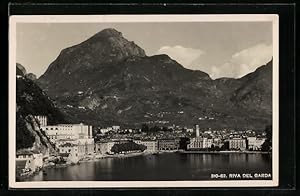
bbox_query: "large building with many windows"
[158,139,180,151]
[41,123,93,142]
[40,121,95,155]
[58,143,81,163]
[229,138,246,150]
[134,140,158,152]
[247,137,266,150]
[34,115,48,127]
[187,137,203,150]
[187,137,213,150]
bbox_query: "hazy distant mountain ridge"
[37,28,272,130]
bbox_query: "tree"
[261,125,272,152]
[111,141,146,154]
[261,140,271,151]
[149,125,161,133]
[210,144,216,151]
[179,137,190,150]
[111,145,119,153]
[265,125,272,141]
[220,141,229,151]
[141,124,149,132]
[162,126,173,132]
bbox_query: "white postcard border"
[8,14,279,188]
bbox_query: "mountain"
[26,73,37,81]
[231,60,272,114]
[39,28,146,86]
[16,64,66,153]
[37,28,272,130]
[16,63,37,81]
[17,63,26,76]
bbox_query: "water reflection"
[24,153,272,181]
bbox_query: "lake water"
[23,153,272,181]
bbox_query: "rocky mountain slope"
[17,63,37,80]
[16,64,66,153]
[37,28,272,130]
[232,60,272,114]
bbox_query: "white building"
[229,138,246,150]
[108,127,113,131]
[16,151,43,173]
[41,123,94,155]
[95,141,116,154]
[204,130,212,134]
[134,140,158,152]
[203,138,213,148]
[187,137,203,150]
[100,128,110,134]
[112,125,120,131]
[247,137,266,150]
[187,137,213,150]
[124,129,133,133]
[42,123,93,142]
[58,143,81,163]
[34,115,48,127]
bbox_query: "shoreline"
[178,150,272,154]
[17,150,270,181]
[91,151,146,161]
[79,151,153,163]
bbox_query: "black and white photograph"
[9,14,279,188]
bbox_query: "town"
[16,115,271,179]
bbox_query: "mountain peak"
[94,28,122,38]
[38,28,146,81]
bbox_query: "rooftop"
[59,143,78,147]
[16,149,40,156]
[16,160,27,170]
[59,153,70,157]
[57,138,76,141]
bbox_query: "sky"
[16,22,273,79]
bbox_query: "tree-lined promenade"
[111,141,146,154]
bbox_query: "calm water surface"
[24,153,272,181]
